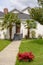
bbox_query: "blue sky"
[0,0,38,11]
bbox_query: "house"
[0,7,43,40]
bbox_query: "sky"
[0,0,38,11]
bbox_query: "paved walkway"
[0,41,21,65]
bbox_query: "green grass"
[15,39,43,65]
[0,40,11,51]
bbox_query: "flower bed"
[18,52,34,62]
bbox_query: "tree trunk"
[28,29,30,38]
[9,27,12,40]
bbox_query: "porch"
[13,23,23,40]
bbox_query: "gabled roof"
[0,12,30,20]
[17,13,30,20]
[22,7,31,12]
[0,8,30,20]
[0,11,4,18]
[10,8,21,13]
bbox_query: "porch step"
[13,34,23,40]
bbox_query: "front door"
[16,23,20,34]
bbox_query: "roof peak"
[22,7,31,11]
[10,6,31,12]
[10,8,21,12]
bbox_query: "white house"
[0,7,43,40]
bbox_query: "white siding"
[0,19,6,39]
[0,29,7,39]
[12,24,16,39]
[0,19,3,22]
[6,23,16,39]
[36,22,43,38]
[0,19,43,39]
[20,21,43,38]
[12,11,19,13]
[22,10,30,15]
[20,20,28,38]
[30,22,43,38]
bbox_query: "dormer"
[22,7,31,15]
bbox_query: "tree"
[2,13,20,40]
[0,22,1,27]
[30,8,43,25]
[25,19,36,38]
[38,0,43,24]
[38,0,43,7]
[29,0,43,25]
[0,22,2,30]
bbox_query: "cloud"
[10,0,38,9]
[0,0,38,11]
[0,6,2,11]
[9,0,26,10]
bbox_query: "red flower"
[18,52,34,62]
[18,57,23,60]
[28,52,34,60]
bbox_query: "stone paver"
[0,41,21,65]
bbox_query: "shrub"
[25,35,28,39]
[31,30,36,39]
[38,34,42,39]
[18,52,34,62]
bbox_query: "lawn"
[15,39,43,65]
[0,40,11,51]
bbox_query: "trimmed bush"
[18,52,34,62]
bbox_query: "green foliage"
[2,13,20,40]
[2,13,20,29]
[25,19,36,38]
[25,35,28,39]
[30,8,43,25]
[31,30,36,38]
[15,39,43,65]
[0,40,11,51]
[38,0,43,7]
[38,34,42,39]
[0,22,2,27]
[26,19,37,29]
